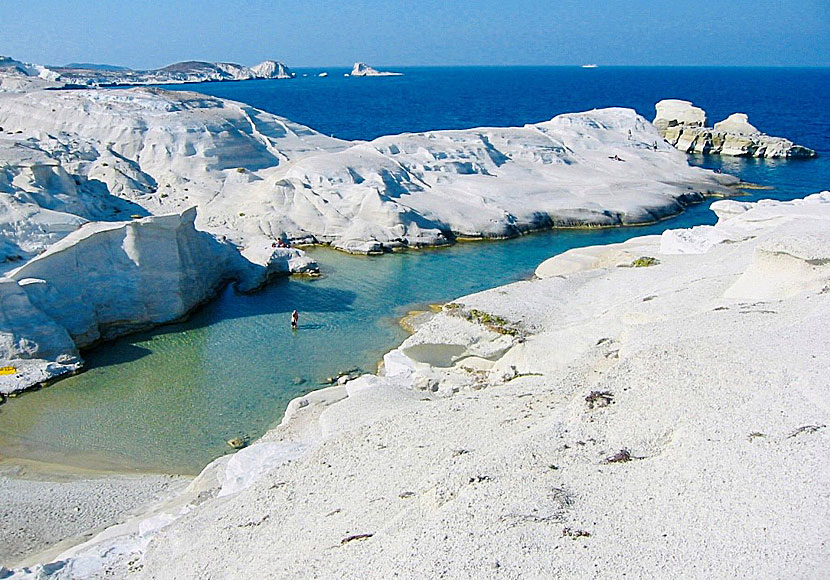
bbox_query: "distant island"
[347,62,403,77]
[0,55,294,88]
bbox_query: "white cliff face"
[349,62,403,77]
[7,209,239,348]
[653,98,706,130]
[0,278,81,396]
[0,209,255,394]
[250,60,294,79]
[0,57,295,89]
[654,99,815,158]
[0,89,738,256]
[22,193,829,579]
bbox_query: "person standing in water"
[291,310,299,330]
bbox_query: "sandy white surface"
[8,193,827,579]
[0,461,187,569]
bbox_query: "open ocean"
[1,67,828,473]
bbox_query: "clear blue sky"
[2,0,828,68]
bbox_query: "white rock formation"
[0,277,81,396]
[249,60,294,79]
[0,88,738,257]
[653,98,706,130]
[7,209,241,348]
[0,87,348,257]
[349,62,403,77]
[0,131,149,266]
[654,99,815,158]
[0,88,741,394]
[713,112,758,136]
[0,208,315,395]
[14,193,829,578]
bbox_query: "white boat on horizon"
[582,64,599,68]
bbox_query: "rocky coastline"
[6,192,827,578]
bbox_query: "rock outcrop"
[348,62,403,77]
[0,89,739,256]
[0,88,739,393]
[654,99,815,158]
[249,60,293,79]
[0,209,315,395]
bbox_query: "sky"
[1,0,828,69]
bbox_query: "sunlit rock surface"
[348,62,403,77]
[654,99,815,158]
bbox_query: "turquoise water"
[0,180,806,474]
[0,68,827,474]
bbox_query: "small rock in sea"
[227,436,248,449]
[292,376,306,385]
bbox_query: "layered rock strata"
[654,99,815,158]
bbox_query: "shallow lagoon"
[0,164,814,474]
[0,68,827,474]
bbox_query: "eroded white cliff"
[0,89,738,256]
[0,208,313,395]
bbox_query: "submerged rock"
[227,437,249,450]
[654,99,816,158]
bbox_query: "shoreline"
[0,181,754,488]
[134,192,828,578]
[0,177,745,400]
[4,192,829,577]
[0,457,189,568]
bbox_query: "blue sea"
[1,67,828,473]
